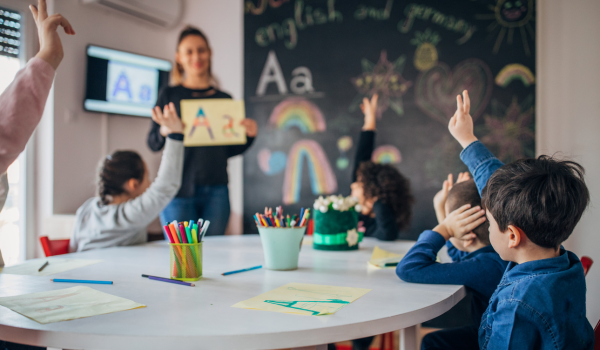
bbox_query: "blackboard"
[243,0,535,237]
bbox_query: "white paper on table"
[0,286,146,324]
[0,258,101,276]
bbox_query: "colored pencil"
[222,265,262,276]
[38,261,49,272]
[52,279,113,285]
[142,274,195,287]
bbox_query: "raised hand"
[360,94,378,131]
[30,0,75,70]
[433,172,472,223]
[240,119,258,137]
[152,102,184,135]
[448,90,478,149]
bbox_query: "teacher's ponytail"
[172,26,213,86]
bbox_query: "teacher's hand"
[240,119,258,137]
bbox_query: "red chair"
[39,236,70,257]
[581,256,593,276]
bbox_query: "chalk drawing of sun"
[475,0,535,56]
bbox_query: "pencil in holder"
[169,242,202,281]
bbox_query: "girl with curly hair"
[350,94,414,241]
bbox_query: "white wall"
[537,0,600,324]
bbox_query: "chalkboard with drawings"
[243,0,535,237]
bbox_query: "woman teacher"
[148,26,257,236]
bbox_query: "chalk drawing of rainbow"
[283,140,338,204]
[269,98,326,134]
[372,145,402,164]
[495,64,535,87]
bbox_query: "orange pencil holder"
[169,242,202,281]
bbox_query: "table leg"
[399,325,419,350]
[291,345,327,350]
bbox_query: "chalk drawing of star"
[479,95,534,163]
[350,51,412,118]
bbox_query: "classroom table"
[0,236,465,350]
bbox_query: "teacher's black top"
[352,130,399,241]
[147,85,255,197]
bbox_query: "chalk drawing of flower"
[479,95,534,163]
[350,51,412,118]
[346,228,359,247]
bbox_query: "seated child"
[397,174,508,350]
[70,103,184,252]
[449,90,595,349]
[351,94,414,241]
[349,95,414,350]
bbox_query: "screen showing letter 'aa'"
[84,45,171,118]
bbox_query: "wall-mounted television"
[84,45,172,118]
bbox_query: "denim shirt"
[459,141,505,196]
[478,250,594,350]
[460,141,595,349]
[397,231,508,325]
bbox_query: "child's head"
[482,156,589,260]
[97,151,149,205]
[446,179,490,247]
[173,26,212,85]
[351,161,414,231]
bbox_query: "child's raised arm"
[361,94,378,131]
[448,90,478,149]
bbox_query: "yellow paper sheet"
[232,283,370,316]
[0,286,145,324]
[0,258,101,276]
[180,99,247,146]
[368,246,404,269]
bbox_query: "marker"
[179,223,188,243]
[52,279,113,285]
[38,261,49,272]
[222,265,262,276]
[163,225,174,243]
[169,223,180,243]
[185,225,193,243]
[384,262,399,267]
[199,220,210,241]
[142,274,195,287]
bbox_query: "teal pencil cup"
[258,227,306,270]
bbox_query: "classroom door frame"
[0,0,41,262]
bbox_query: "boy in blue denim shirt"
[447,90,595,349]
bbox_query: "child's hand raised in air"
[30,0,75,70]
[433,204,486,243]
[152,102,184,136]
[448,90,478,149]
[360,94,378,131]
[433,172,471,224]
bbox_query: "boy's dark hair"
[481,156,589,248]
[447,179,490,245]
[356,161,414,232]
[97,151,145,205]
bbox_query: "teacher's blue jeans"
[160,185,231,237]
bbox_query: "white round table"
[0,236,465,350]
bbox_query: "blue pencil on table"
[222,265,262,276]
[52,279,113,285]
